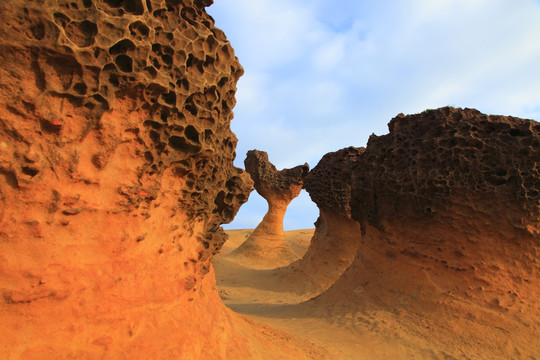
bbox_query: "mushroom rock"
[0,1,327,359]
[310,107,540,358]
[293,147,364,292]
[227,150,309,268]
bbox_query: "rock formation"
[0,1,326,359]
[227,150,309,268]
[309,107,540,358]
[290,147,364,292]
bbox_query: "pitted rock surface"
[350,106,539,234]
[0,0,252,259]
[245,149,309,202]
[304,146,365,218]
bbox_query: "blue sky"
[208,0,540,230]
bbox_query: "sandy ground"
[213,229,408,360]
[214,229,540,359]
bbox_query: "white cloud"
[211,0,325,70]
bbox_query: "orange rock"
[0,1,327,359]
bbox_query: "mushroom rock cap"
[244,149,309,201]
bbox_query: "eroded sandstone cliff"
[309,107,540,358]
[0,1,328,359]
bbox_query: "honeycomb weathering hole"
[109,39,136,55]
[168,135,200,153]
[115,54,133,72]
[103,0,144,15]
[65,20,98,47]
[129,20,149,37]
[184,125,199,143]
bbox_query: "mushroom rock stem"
[251,200,288,237]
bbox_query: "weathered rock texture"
[228,150,309,268]
[310,107,540,358]
[0,1,327,359]
[291,147,365,292]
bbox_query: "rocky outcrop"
[291,147,364,291]
[227,150,309,268]
[349,107,539,233]
[0,0,252,258]
[0,1,326,359]
[309,107,540,358]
